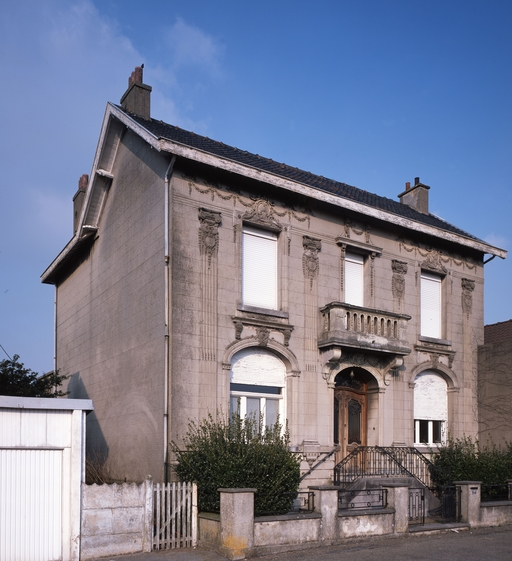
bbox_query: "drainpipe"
[163,155,176,483]
[54,287,58,375]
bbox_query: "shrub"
[170,412,301,515]
[431,436,512,489]
[0,354,67,397]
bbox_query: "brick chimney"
[120,65,152,119]
[73,174,88,234]
[398,177,430,214]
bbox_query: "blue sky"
[1,0,511,375]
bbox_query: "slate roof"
[123,109,483,245]
[484,320,512,344]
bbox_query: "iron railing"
[299,447,338,482]
[481,484,510,502]
[333,446,438,488]
[408,488,425,525]
[338,488,388,510]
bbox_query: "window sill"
[237,304,289,319]
[418,335,452,347]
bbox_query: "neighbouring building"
[42,67,507,484]
[478,319,512,445]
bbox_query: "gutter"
[163,155,176,482]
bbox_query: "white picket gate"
[153,482,197,550]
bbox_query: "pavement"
[90,524,512,561]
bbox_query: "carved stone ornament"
[392,260,408,301]
[242,199,283,231]
[234,321,243,340]
[421,250,447,274]
[256,327,270,346]
[323,352,386,380]
[198,208,221,267]
[232,315,293,347]
[461,278,475,315]
[302,236,321,288]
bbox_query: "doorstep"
[409,522,470,534]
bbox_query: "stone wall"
[80,479,153,560]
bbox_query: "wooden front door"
[334,371,368,465]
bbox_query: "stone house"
[478,320,512,445]
[42,67,506,484]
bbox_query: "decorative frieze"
[185,172,310,227]
[398,238,477,271]
[342,219,373,244]
[421,249,448,274]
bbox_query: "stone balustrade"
[318,302,411,356]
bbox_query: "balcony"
[318,302,411,356]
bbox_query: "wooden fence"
[153,482,197,550]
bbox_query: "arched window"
[413,370,447,445]
[230,348,286,428]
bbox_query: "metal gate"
[153,482,197,550]
[408,488,425,525]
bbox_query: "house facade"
[478,320,512,445]
[42,68,506,484]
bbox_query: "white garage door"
[0,449,63,561]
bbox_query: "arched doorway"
[334,368,371,464]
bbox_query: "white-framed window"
[230,348,285,429]
[242,226,278,310]
[345,252,364,306]
[414,419,444,445]
[420,271,442,339]
[413,370,447,446]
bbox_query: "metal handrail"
[333,446,442,488]
[299,446,338,482]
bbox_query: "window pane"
[421,272,442,338]
[242,227,277,309]
[433,420,442,443]
[265,399,279,428]
[246,397,260,421]
[419,420,429,444]
[230,396,240,418]
[347,399,362,444]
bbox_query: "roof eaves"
[154,136,506,258]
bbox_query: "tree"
[171,411,301,515]
[0,354,67,397]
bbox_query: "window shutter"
[345,252,364,306]
[421,272,442,338]
[242,227,278,309]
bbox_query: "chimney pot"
[398,177,430,214]
[121,66,152,119]
[129,66,143,87]
[78,174,89,191]
[73,174,89,234]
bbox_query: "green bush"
[170,412,301,515]
[431,436,512,488]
